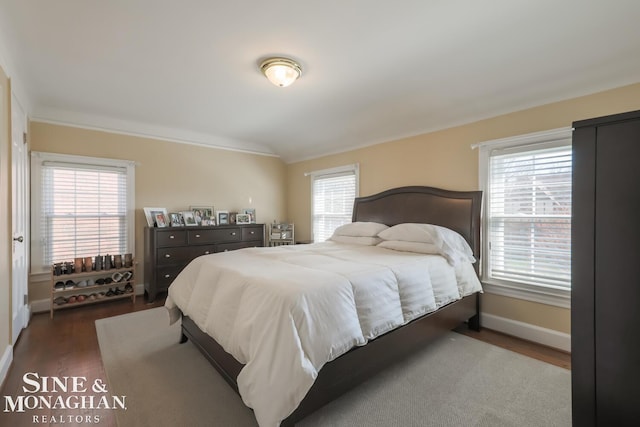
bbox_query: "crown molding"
[30,107,280,158]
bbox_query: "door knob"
[13,236,24,243]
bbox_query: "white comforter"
[165,241,482,426]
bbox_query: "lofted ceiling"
[1,1,639,163]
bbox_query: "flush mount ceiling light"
[260,57,302,87]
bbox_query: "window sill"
[481,279,571,309]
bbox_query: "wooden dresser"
[572,109,640,426]
[144,224,264,302]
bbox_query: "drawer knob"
[164,274,171,278]
[195,234,201,238]
[204,251,210,255]
[231,232,236,236]
[169,235,175,239]
[250,231,255,235]
[165,254,171,258]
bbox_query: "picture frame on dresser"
[169,212,184,227]
[190,206,214,225]
[144,207,168,227]
[216,210,230,225]
[181,211,197,226]
[242,208,256,223]
[236,213,251,224]
[155,213,168,228]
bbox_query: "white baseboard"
[0,344,13,389]
[30,283,146,314]
[480,313,571,353]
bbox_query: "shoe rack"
[50,258,136,319]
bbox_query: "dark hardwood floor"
[454,324,571,370]
[1,297,569,427]
[0,296,165,427]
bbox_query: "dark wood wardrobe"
[572,109,640,426]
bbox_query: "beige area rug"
[96,308,571,427]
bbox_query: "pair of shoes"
[53,296,67,305]
[124,284,133,294]
[105,288,115,297]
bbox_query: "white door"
[11,93,29,344]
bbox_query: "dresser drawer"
[216,241,260,252]
[189,227,241,243]
[156,230,187,247]
[186,245,216,258]
[242,226,263,241]
[157,247,193,265]
[156,265,186,289]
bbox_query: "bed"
[166,185,482,426]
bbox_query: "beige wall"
[0,66,10,359]
[29,122,288,301]
[287,82,640,335]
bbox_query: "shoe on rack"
[105,288,115,297]
[53,296,67,305]
[54,281,65,291]
[124,284,133,293]
[65,280,75,290]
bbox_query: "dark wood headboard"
[352,186,483,260]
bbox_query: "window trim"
[30,151,136,277]
[477,128,572,308]
[306,163,359,242]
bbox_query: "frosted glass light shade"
[260,58,302,87]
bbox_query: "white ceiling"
[1,1,639,163]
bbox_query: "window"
[478,128,572,307]
[308,164,359,242]
[31,152,135,274]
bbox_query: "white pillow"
[378,240,442,255]
[329,235,383,245]
[332,221,389,237]
[436,225,475,262]
[378,223,475,265]
[378,223,440,244]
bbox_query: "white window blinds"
[310,165,358,242]
[31,152,135,273]
[487,144,572,290]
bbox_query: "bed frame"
[179,185,483,426]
